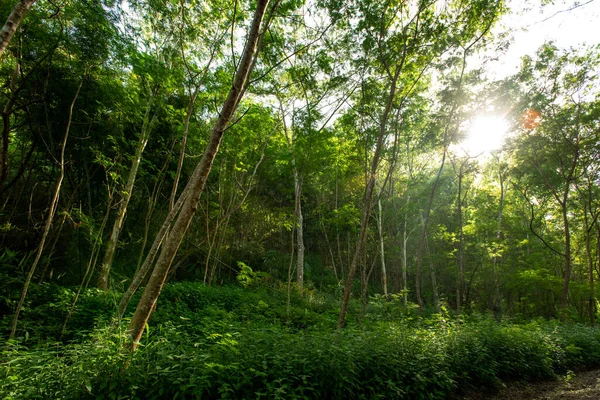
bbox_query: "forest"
[1,0,600,398]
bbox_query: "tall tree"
[510,44,600,318]
[97,85,159,289]
[0,0,35,58]
[10,78,83,340]
[337,0,503,327]
[127,0,274,349]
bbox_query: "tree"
[127,0,274,349]
[510,44,600,318]
[0,0,35,58]
[10,78,83,340]
[336,0,504,326]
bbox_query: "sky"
[456,0,600,157]
[487,0,600,78]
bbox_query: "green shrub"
[4,283,600,399]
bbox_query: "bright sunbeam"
[460,115,509,156]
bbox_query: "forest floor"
[464,369,600,399]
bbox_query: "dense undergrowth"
[2,281,600,399]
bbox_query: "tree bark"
[0,0,35,58]
[127,0,271,350]
[98,92,157,290]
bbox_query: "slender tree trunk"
[425,230,440,313]
[61,198,112,338]
[203,192,220,284]
[117,192,186,317]
[558,143,579,319]
[209,215,231,285]
[169,88,198,211]
[338,66,401,329]
[0,0,35,58]
[402,220,408,305]
[135,139,173,275]
[279,97,305,291]
[294,170,305,290]
[560,199,572,320]
[493,169,505,319]
[119,126,267,315]
[9,79,81,340]
[98,93,157,290]
[38,188,80,283]
[320,215,338,281]
[415,149,447,311]
[377,198,387,297]
[286,227,295,319]
[127,0,270,350]
[583,209,595,324]
[456,164,465,315]
[1,86,19,193]
[360,247,376,321]
[335,152,344,278]
[400,193,411,305]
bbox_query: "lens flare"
[520,109,542,130]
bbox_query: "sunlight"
[460,115,509,156]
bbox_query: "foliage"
[1,1,600,398]
[3,283,600,399]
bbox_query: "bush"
[3,283,600,399]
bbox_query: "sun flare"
[460,115,509,156]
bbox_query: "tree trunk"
[61,197,112,338]
[400,193,411,306]
[425,230,440,313]
[294,170,305,290]
[127,0,271,350]
[402,219,408,305]
[279,96,305,291]
[559,140,579,319]
[377,198,387,298]
[38,187,80,283]
[9,79,81,340]
[456,163,465,315]
[493,167,505,319]
[1,82,19,193]
[169,87,198,211]
[337,66,401,328]
[135,150,171,275]
[97,92,157,290]
[117,189,185,317]
[415,149,447,311]
[583,209,595,324]
[0,0,35,58]
[320,215,338,281]
[560,200,572,320]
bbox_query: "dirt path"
[463,370,600,400]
